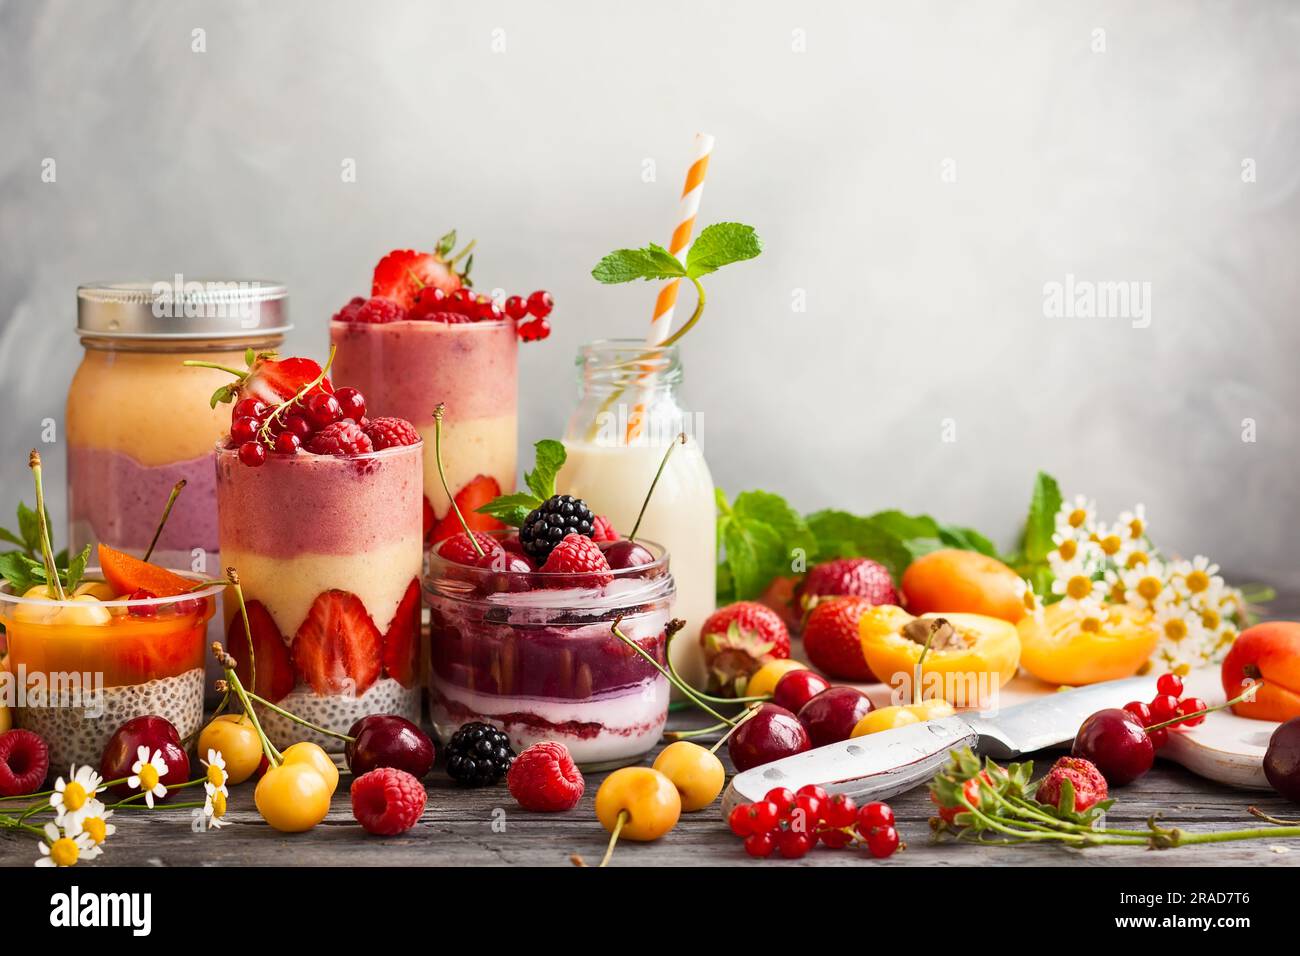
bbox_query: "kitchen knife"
[720,676,1153,815]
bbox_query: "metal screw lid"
[77,279,290,340]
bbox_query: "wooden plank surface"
[3,593,1298,868]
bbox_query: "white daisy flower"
[128,746,169,808]
[1170,556,1223,602]
[49,765,103,826]
[1154,602,1206,648]
[35,821,100,868]
[1051,560,1106,609]
[201,749,229,796]
[1090,523,1128,562]
[1012,577,1044,624]
[1119,560,1173,610]
[1055,495,1097,535]
[67,800,115,847]
[1117,505,1148,541]
[203,783,229,831]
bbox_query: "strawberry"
[292,590,382,696]
[796,558,899,613]
[700,601,791,697]
[429,475,505,545]
[381,579,421,688]
[230,600,295,703]
[241,356,333,406]
[1035,756,1109,813]
[364,416,420,450]
[372,249,462,309]
[437,531,503,566]
[308,420,374,456]
[590,515,618,542]
[539,533,613,587]
[801,596,879,682]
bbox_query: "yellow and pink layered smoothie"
[216,442,424,751]
[330,320,517,543]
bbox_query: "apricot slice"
[902,549,1027,623]
[1017,602,1158,686]
[98,543,195,598]
[859,610,1020,708]
[1221,622,1300,722]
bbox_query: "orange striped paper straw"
[627,132,714,441]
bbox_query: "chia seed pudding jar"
[216,441,424,753]
[0,575,219,774]
[425,533,674,770]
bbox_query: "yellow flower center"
[1128,519,1144,539]
[1058,539,1078,561]
[1185,570,1210,594]
[1068,508,1088,528]
[62,781,87,812]
[83,817,107,845]
[50,838,80,867]
[1137,577,1162,602]
[211,790,227,819]
[137,765,160,792]
[1172,662,1190,677]
[1109,582,1127,604]
[1201,608,1221,630]
[1080,616,1102,633]
[1099,535,1122,556]
[1066,576,1092,600]
[1163,619,1188,642]
[206,764,227,789]
[1125,550,1149,569]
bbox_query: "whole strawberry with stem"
[372,230,476,308]
[796,557,899,613]
[699,601,791,698]
[1035,756,1109,813]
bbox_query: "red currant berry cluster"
[726,785,902,860]
[1123,673,1208,749]
[504,289,553,342]
[229,386,369,467]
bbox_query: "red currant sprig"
[726,785,903,860]
[1123,671,1211,750]
[505,289,553,342]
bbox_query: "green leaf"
[1021,471,1062,564]
[16,502,40,553]
[524,439,567,501]
[684,222,763,279]
[63,544,91,592]
[804,510,912,579]
[591,244,686,284]
[436,230,457,257]
[209,383,235,408]
[0,527,25,549]
[474,493,541,528]
[715,490,815,601]
[938,524,1000,558]
[244,347,256,368]
[0,552,38,592]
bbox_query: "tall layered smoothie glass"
[330,319,517,545]
[216,441,424,752]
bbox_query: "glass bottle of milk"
[556,340,715,691]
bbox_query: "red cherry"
[274,431,301,455]
[503,295,528,320]
[744,832,775,858]
[526,290,553,318]
[238,441,266,467]
[772,670,832,713]
[1123,700,1153,726]
[305,393,342,428]
[1148,694,1181,724]
[230,415,260,444]
[857,801,895,831]
[284,414,314,440]
[1072,708,1155,786]
[728,804,755,837]
[232,398,267,421]
[866,825,901,858]
[334,386,367,422]
[1177,697,1208,727]
[776,830,813,859]
[1156,673,1184,698]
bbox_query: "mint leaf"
[1021,471,1062,564]
[0,527,24,549]
[63,544,91,592]
[475,493,541,528]
[938,524,1000,558]
[715,489,814,601]
[525,439,567,501]
[0,552,39,592]
[591,244,686,284]
[16,502,40,554]
[805,510,913,579]
[684,222,762,279]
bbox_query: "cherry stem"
[27,450,64,600]
[257,344,336,446]
[611,618,735,726]
[708,703,760,755]
[598,809,629,868]
[665,720,729,740]
[1248,806,1300,827]
[628,433,684,542]
[662,622,767,705]
[912,619,943,706]
[143,479,186,562]
[245,690,355,743]
[226,568,257,698]
[1145,680,1264,733]
[180,360,248,378]
[433,403,484,557]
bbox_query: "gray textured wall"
[2,0,1297,586]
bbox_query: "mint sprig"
[0,500,91,594]
[476,439,568,527]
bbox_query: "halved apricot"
[901,549,1027,623]
[1017,602,1158,685]
[1222,622,1300,722]
[98,543,195,598]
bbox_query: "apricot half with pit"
[1222,622,1300,722]
[901,549,1028,623]
[1017,602,1158,686]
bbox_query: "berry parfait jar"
[424,532,675,770]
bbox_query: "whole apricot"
[1222,622,1300,722]
[902,549,1027,623]
[1018,602,1158,686]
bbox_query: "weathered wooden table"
[3,595,1298,869]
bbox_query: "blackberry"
[519,494,595,562]
[445,722,515,787]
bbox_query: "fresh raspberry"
[350,767,427,835]
[801,596,879,681]
[0,729,50,796]
[364,416,420,450]
[796,558,899,610]
[437,531,504,566]
[331,296,367,323]
[539,532,613,587]
[352,296,407,325]
[590,515,618,542]
[1035,756,1109,813]
[700,602,791,697]
[307,420,374,456]
[507,741,585,812]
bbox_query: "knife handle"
[721,716,980,816]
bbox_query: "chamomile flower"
[1051,560,1105,609]
[1090,523,1127,562]
[1119,560,1173,610]
[1117,505,1148,541]
[203,782,229,830]
[128,746,169,808]
[1170,556,1223,602]
[1012,577,1043,624]
[1154,602,1205,648]
[201,749,229,795]
[1056,495,1097,536]
[49,765,103,826]
[35,821,100,868]
[67,800,115,847]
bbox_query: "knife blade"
[720,676,1154,815]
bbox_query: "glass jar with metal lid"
[67,280,290,577]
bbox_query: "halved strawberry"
[429,475,505,546]
[241,356,333,406]
[373,250,462,309]
[292,591,381,696]
[381,579,421,688]
[230,600,295,703]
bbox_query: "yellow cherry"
[255,763,331,832]
[852,705,920,737]
[746,659,808,698]
[50,594,111,627]
[595,767,681,842]
[281,741,339,796]
[198,714,264,785]
[652,741,725,811]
